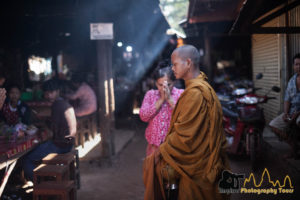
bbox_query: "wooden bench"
[42,150,80,189]
[75,113,97,147]
[33,164,69,184]
[33,181,76,200]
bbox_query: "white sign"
[90,23,113,40]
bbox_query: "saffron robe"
[144,72,229,200]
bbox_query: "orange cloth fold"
[157,72,230,200]
[143,152,165,200]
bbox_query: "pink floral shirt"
[140,87,183,146]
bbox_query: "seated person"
[269,53,300,159]
[1,84,31,126]
[23,79,77,181]
[65,73,97,117]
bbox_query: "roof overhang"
[230,0,300,34]
[187,0,244,24]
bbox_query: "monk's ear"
[186,58,192,69]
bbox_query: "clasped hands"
[156,80,171,100]
[156,81,174,110]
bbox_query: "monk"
[143,45,229,200]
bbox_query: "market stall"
[0,123,50,196]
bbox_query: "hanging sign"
[90,23,113,40]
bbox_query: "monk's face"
[171,51,190,80]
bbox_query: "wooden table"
[0,130,49,197]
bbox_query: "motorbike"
[218,74,280,170]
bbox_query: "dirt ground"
[3,125,297,200]
[77,130,146,200]
[8,117,294,200]
[77,126,300,200]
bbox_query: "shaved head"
[172,45,200,69]
[171,45,201,80]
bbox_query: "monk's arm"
[163,89,208,153]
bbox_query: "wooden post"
[107,43,116,130]
[96,40,115,158]
[94,1,115,160]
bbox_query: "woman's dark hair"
[153,60,175,81]
[43,79,60,92]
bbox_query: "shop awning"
[187,0,244,24]
[230,0,300,34]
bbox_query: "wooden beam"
[230,0,265,34]
[252,27,300,34]
[253,0,300,27]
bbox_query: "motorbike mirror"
[256,73,263,80]
[272,86,281,93]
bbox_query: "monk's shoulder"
[187,87,202,94]
[181,87,203,102]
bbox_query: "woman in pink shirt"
[140,66,183,156]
